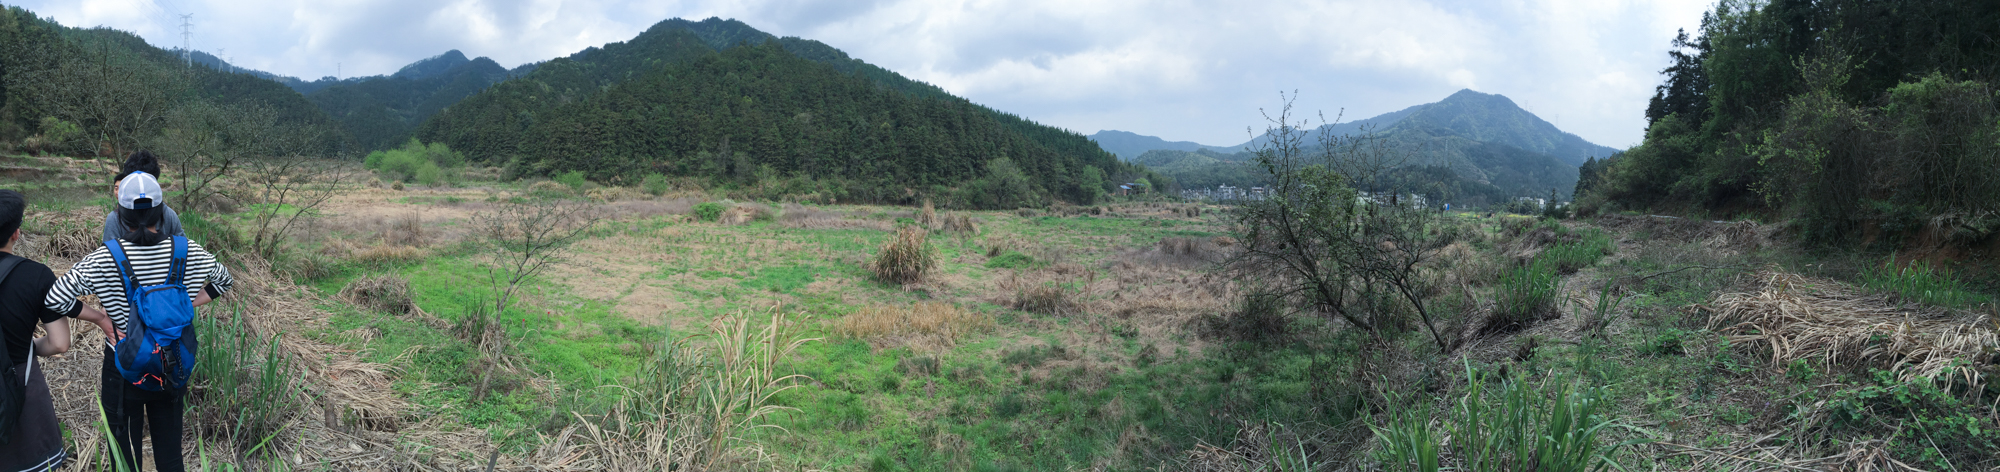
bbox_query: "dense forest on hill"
[418,18,1147,207]
[0,6,348,158]
[307,51,522,150]
[1581,0,2000,245]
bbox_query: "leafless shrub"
[473,197,601,314]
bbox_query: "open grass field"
[5,154,1998,471]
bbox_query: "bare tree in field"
[473,197,601,315]
[1228,92,1461,352]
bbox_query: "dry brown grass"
[1001,270,1093,317]
[349,244,427,266]
[918,199,938,228]
[340,273,415,315]
[833,302,995,351]
[17,207,102,265]
[386,212,425,247]
[777,203,891,231]
[871,226,936,284]
[1704,270,1999,388]
[586,186,647,202]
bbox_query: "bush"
[984,251,1037,269]
[1203,289,1290,343]
[693,202,725,222]
[871,226,935,284]
[642,173,673,196]
[556,170,590,190]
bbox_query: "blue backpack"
[104,236,199,391]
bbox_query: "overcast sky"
[14,0,1712,148]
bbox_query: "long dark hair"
[118,205,166,246]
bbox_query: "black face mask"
[118,204,165,245]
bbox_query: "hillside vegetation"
[1582,0,2000,247]
[416,18,1149,208]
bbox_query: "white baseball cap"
[117,171,163,210]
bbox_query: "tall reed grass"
[189,300,299,458]
[570,308,817,471]
[871,225,936,284]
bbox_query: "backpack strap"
[101,241,141,327]
[169,236,188,287]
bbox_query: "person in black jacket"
[0,189,107,472]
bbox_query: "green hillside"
[416,18,1144,207]
[0,6,349,156]
[306,51,519,150]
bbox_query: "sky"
[12,0,1714,149]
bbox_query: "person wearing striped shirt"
[43,172,232,472]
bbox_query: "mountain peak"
[394,50,474,79]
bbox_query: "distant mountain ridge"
[1088,130,1224,160]
[1113,89,1612,206]
[1222,90,1616,166]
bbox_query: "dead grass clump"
[1005,273,1089,317]
[586,186,646,202]
[1704,270,1999,388]
[605,197,698,221]
[871,226,936,284]
[387,212,425,246]
[721,203,774,226]
[918,199,938,228]
[17,207,101,263]
[350,244,427,266]
[833,302,994,350]
[341,273,416,315]
[941,213,979,235]
[528,180,570,195]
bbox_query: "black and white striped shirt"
[44,238,234,333]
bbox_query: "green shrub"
[642,173,672,196]
[693,202,725,222]
[556,170,590,190]
[1826,370,2000,469]
[984,251,1037,269]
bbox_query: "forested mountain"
[1224,90,1617,166]
[0,6,348,157]
[1583,0,2000,244]
[304,50,527,150]
[417,17,1144,207]
[1090,130,1223,160]
[1141,90,1589,207]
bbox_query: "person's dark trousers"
[99,347,185,472]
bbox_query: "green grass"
[1859,257,1992,309]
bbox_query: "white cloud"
[10,0,1713,148]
